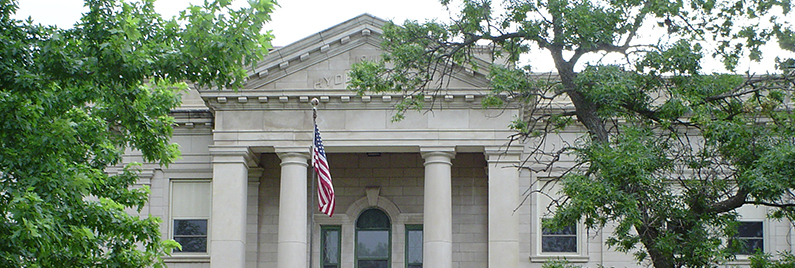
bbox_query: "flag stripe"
[313,124,335,217]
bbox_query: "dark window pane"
[324,266,338,268]
[406,229,422,264]
[743,238,764,254]
[174,220,207,235]
[174,237,207,252]
[733,238,764,255]
[737,222,763,238]
[357,209,391,229]
[173,219,207,253]
[541,219,577,253]
[322,228,340,265]
[357,230,389,258]
[358,260,388,268]
[542,236,577,253]
[733,222,763,255]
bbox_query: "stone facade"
[119,14,795,268]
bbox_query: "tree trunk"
[554,61,610,144]
[567,89,609,143]
[637,224,676,268]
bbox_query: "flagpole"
[309,98,319,268]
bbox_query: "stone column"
[421,148,455,268]
[209,146,257,268]
[486,147,522,268]
[276,149,310,268]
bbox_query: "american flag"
[313,124,335,217]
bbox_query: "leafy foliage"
[0,0,274,266]
[348,0,795,267]
[542,258,582,268]
[750,251,795,267]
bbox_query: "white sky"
[12,0,793,73]
[13,0,453,47]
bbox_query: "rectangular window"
[405,225,422,268]
[321,225,341,268]
[171,181,211,253]
[541,219,577,253]
[534,179,584,259]
[733,221,763,255]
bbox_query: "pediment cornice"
[246,14,386,88]
[199,13,505,110]
[239,13,496,90]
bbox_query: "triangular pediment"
[244,13,491,91]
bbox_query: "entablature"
[199,89,521,110]
[171,109,214,129]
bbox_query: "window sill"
[724,256,752,266]
[164,254,211,263]
[530,254,589,263]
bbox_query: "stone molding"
[171,109,214,129]
[312,213,352,226]
[274,147,311,155]
[199,91,519,111]
[250,30,381,88]
[251,14,386,78]
[208,145,259,168]
[345,195,401,221]
[164,255,210,263]
[248,167,265,183]
[485,146,523,164]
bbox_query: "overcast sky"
[13,0,452,47]
[12,0,792,73]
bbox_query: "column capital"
[420,147,456,163]
[248,167,265,182]
[209,145,259,168]
[275,147,310,167]
[484,146,523,164]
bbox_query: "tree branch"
[704,188,748,214]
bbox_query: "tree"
[348,0,795,267]
[751,252,795,268]
[0,0,274,266]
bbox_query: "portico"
[172,13,521,268]
[208,148,520,268]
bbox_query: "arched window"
[356,208,391,268]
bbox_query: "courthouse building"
[119,14,795,268]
